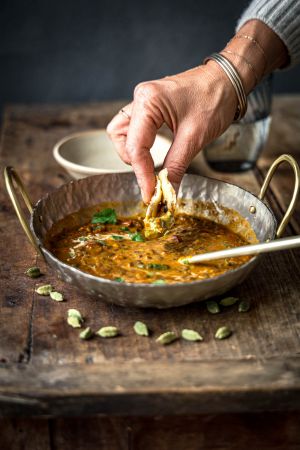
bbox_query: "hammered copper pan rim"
[29,173,276,288]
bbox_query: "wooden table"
[0,97,300,449]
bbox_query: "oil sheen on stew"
[46,205,254,284]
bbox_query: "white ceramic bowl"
[53,130,171,179]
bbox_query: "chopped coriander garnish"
[114,277,125,282]
[146,263,170,270]
[91,208,117,224]
[78,236,88,242]
[94,224,105,230]
[130,232,144,242]
[96,240,107,246]
[134,262,169,270]
[182,259,189,265]
[112,235,124,241]
[120,226,130,231]
[152,279,166,285]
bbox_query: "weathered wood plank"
[0,181,37,364]
[49,417,129,450]
[0,417,50,450]
[1,412,299,450]
[24,113,299,364]
[0,358,299,416]
[131,412,300,450]
[0,98,299,418]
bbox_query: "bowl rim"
[53,129,172,174]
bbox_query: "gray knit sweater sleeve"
[237,0,300,67]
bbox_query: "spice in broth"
[45,206,255,284]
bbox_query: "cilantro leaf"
[130,232,144,242]
[114,277,124,282]
[146,263,170,270]
[96,240,107,246]
[91,208,117,224]
[152,279,166,285]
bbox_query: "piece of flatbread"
[144,169,176,238]
[145,176,162,220]
[158,168,176,216]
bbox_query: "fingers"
[163,124,200,193]
[106,103,133,164]
[126,100,158,203]
[107,83,166,203]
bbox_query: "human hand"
[107,63,237,203]
[107,19,288,203]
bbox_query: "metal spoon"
[179,235,300,265]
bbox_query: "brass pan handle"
[4,166,43,256]
[258,154,300,238]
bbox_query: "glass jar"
[202,75,272,172]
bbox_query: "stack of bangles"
[203,52,248,122]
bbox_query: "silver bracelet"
[203,52,248,121]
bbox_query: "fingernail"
[141,189,149,204]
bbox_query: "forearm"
[237,0,300,68]
[206,19,289,96]
[218,0,300,95]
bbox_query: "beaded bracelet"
[232,34,268,74]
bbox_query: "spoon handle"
[181,235,300,264]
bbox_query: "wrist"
[220,19,288,95]
[201,61,239,116]
[237,19,289,73]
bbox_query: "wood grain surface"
[1,412,300,450]
[0,97,299,427]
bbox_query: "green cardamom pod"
[206,300,220,314]
[68,309,83,320]
[25,266,42,278]
[215,326,232,340]
[67,316,82,328]
[181,329,203,341]
[156,331,177,345]
[67,309,83,327]
[219,296,239,307]
[35,284,53,296]
[238,299,251,313]
[97,326,119,338]
[50,291,64,302]
[133,321,149,336]
[79,327,93,340]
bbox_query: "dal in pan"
[46,169,257,284]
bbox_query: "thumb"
[163,126,199,193]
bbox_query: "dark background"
[1,0,299,115]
